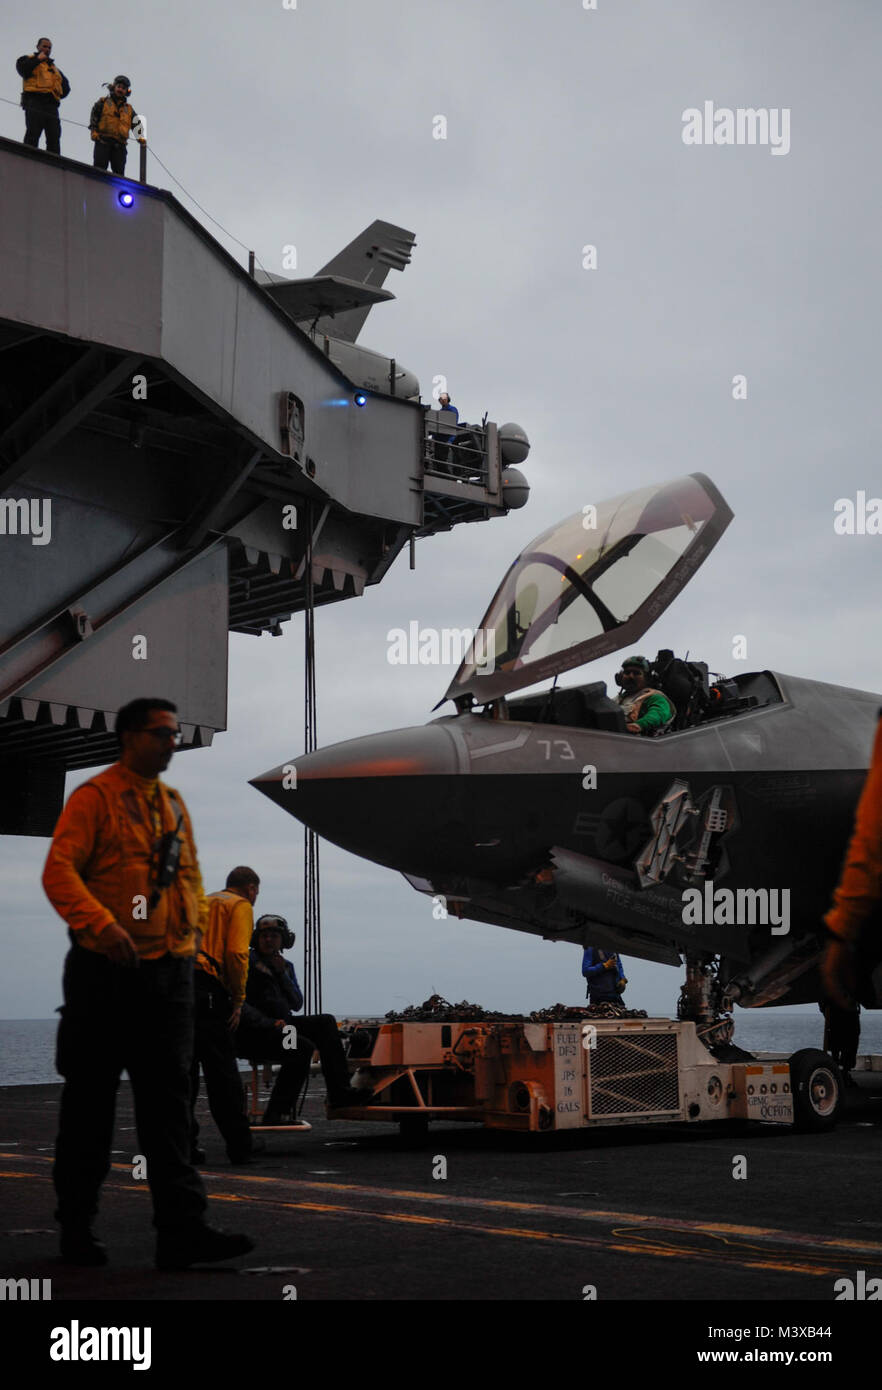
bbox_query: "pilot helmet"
[252,913,296,950]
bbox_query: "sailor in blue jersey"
[581,947,626,1005]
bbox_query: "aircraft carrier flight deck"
[3,1072,881,1303]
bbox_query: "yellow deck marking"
[198,1172,882,1257]
[199,1192,861,1276]
[4,1153,881,1278]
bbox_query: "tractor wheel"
[788,1049,842,1132]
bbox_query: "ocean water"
[2,1010,882,1087]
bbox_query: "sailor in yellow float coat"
[190,869,261,1165]
[16,37,70,154]
[89,74,138,176]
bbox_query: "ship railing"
[423,410,490,487]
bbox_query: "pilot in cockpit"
[615,656,675,735]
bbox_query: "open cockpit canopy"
[444,473,733,704]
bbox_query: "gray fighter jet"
[252,473,881,1029]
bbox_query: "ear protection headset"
[252,914,296,950]
[616,657,651,687]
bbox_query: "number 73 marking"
[537,739,575,760]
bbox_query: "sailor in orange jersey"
[43,697,254,1270]
[823,716,882,1012]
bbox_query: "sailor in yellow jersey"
[89,74,138,175]
[16,37,70,154]
[191,866,261,1164]
[43,697,254,1271]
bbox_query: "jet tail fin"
[313,220,416,343]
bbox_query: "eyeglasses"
[140,726,183,745]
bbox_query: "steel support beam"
[178,447,264,549]
[0,529,222,704]
[0,348,142,489]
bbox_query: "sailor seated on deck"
[614,656,675,736]
[234,915,367,1122]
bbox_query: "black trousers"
[191,972,253,1160]
[826,1003,860,1072]
[236,1013,351,1116]
[93,139,127,174]
[23,102,61,154]
[586,983,619,1005]
[53,945,206,1233]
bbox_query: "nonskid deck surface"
[1,1079,881,1301]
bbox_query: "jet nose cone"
[250,724,460,873]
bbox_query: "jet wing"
[444,473,733,704]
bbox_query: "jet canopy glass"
[444,472,733,703]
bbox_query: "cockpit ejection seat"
[652,650,711,731]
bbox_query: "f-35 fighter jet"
[252,474,881,1027]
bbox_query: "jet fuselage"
[252,669,879,1004]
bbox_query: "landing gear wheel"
[398,1115,429,1143]
[788,1048,842,1132]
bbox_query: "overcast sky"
[2,0,881,1020]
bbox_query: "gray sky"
[2,0,881,1019]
